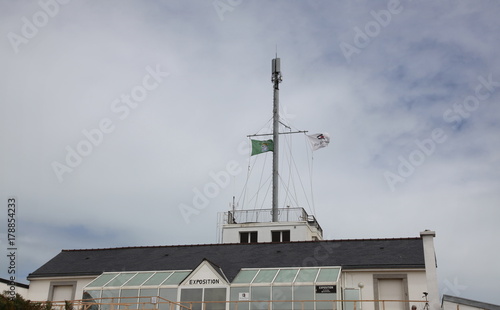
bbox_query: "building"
[26,208,440,310]
[0,277,29,298]
[442,295,500,310]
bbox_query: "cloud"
[1,0,499,305]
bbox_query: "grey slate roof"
[28,238,425,282]
[442,295,500,310]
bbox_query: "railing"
[223,207,323,236]
[36,296,191,310]
[36,298,428,310]
[179,299,426,310]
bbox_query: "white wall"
[28,276,96,302]
[0,281,29,298]
[222,221,322,243]
[341,269,428,310]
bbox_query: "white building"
[26,207,440,310]
[0,277,29,298]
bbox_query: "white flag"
[307,133,330,151]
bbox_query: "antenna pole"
[271,57,282,222]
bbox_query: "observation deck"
[218,207,323,243]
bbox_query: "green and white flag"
[251,139,274,156]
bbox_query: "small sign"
[188,279,221,285]
[239,292,250,301]
[151,297,157,304]
[316,285,336,294]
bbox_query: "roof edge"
[28,272,103,280]
[442,294,500,310]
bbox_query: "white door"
[378,279,405,310]
[51,285,73,301]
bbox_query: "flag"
[307,133,330,151]
[251,139,274,156]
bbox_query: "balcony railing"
[222,207,323,236]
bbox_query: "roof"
[28,238,425,281]
[0,277,29,289]
[442,295,500,310]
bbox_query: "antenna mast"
[271,57,282,222]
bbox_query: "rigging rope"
[236,118,319,217]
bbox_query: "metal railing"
[223,207,323,236]
[36,298,427,310]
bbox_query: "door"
[378,279,405,310]
[51,285,74,301]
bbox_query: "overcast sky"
[1,0,499,305]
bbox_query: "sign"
[188,278,220,285]
[316,285,336,294]
[239,292,250,301]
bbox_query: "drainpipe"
[420,230,440,310]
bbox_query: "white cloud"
[1,0,499,305]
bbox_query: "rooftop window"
[85,270,191,289]
[231,267,340,285]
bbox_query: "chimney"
[420,230,440,310]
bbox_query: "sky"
[1,0,500,305]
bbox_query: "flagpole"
[271,57,282,222]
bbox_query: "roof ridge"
[61,237,422,252]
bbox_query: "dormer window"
[240,231,258,243]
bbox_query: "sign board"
[239,292,250,301]
[316,285,336,294]
[188,279,220,285]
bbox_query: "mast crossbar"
[247,130,308,138]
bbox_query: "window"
[271,230,290,242]
[204,288,227,310]
[253,269,278,283]
[343,288,360,310]
[293,286,314,310]
[120,289,139,309]
[232,270,258,283]
[251,286,270,310]
[230,287,250,310]
[180,288,203,310]
[272,286,292,310]
[231,268,341,310]
[180,288,227,310]
[84,270,190,308]
[240,231,257,243]
[232,267,340,285]
[274,269,298,283]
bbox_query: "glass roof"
[274,269,298,283]
[85,271,191,289]
[85,267,340,289]
[232,270,258,284]
[232,267,340,284]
